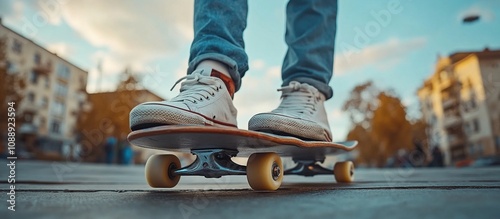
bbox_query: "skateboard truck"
[284,159,332,177]
[173,149,246,178]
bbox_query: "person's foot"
[248,81,332,141]
[129,67,237,131]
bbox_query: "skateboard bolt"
[168,163,177,180]
[272,162,281,181]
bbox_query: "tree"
[343,81,428,167]
[370,92,413,166]
[342,81,380,128]
[0,37,25,155]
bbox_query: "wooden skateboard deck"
[128,125,357,160]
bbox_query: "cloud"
[86,51,128,92]
[250,59,265,71]
[234,62,282,128]
[334,37,427,75]
[144,61,189,96]
[43,0,194,65]
[326,107,351,141]
[459,5,495,22]
[46,42,73,57]
[0,0,25,22]
[330,108,344,120]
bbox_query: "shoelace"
[276,82,321,115]
[169,72,222,104]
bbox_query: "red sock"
[210,69,235,99]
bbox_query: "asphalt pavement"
[1,159,500,219]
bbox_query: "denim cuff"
[187,53,242,92]
[283,76,334,100]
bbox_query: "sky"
[0,0,499,141]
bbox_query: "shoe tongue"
[192,67,235,98]
[193,67,213,77]
[289,81,318,93]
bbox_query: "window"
[464,122,470,134]
[6,61,18,74]
[496,136,500,152]
[51,100,65,116]
[45,77,50,88]
[430,115,436,126]
[477,143,484,156]
[473,119,480,133]
[54,82,68,97]
[470,98,477,109]
[469,92,477,109]
[41,97,48,108]
[40,118,46,127]
[29,71,38,84]
[24,112,34,123]
[12,39,22,54]
[50,120,61,134]
[440,71,448,81]
[468,144,475,156]
[80,76,86,89]
[34,52,41,65]
[57,63,70,79]
[6,61,11,72]
[28,92,35,103]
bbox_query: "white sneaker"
[129,68,237,130]
[248,81,332,141]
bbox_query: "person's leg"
[130,0,248,130]
[249,0,337,141]
[188,0,249,92]
[282,0,337,99]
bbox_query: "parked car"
[470,156,500,167]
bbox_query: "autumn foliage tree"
[343,81,428,167]
[0,37,25,155]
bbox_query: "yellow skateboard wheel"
[246,153,283,191]
[334,161,354,183]
[145,154,181,188]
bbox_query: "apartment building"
[418,48,500,165]
[0,20,88,153]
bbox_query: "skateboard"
[128,125,358,191]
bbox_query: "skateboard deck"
[128,125,357,160]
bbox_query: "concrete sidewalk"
[1,160,499,219]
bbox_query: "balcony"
[442,97,458,109]
[448,134,466,147]
[33,62,53,75]
[440,77,452,89]
[443,115,462,127]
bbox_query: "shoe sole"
[130,104,236,131]
[248,113,331,142]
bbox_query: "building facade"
[1,21,88,155]
[418,48,500,165]
[79,73,163,163]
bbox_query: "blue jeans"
[188,0,337,99]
